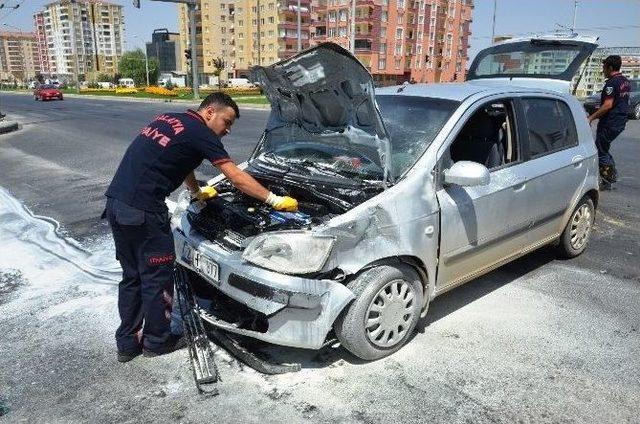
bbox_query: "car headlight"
[242,231,335,274]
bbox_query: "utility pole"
[297,0,301,52]
[491,0,497,43]
[571,0,578,33]
[257,0,261,65]
[134,0,198,99]
[349,0,355,53]
[187,2,199,99]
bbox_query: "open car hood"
[249,43,392,183]
[467,34,598,93]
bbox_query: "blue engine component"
[268,211,312,226]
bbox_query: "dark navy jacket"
[106,110,231,212]
[598,72,631,131]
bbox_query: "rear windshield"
[468,40,595,81]
[377,95,459,178]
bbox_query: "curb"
[1,90,271,110]
[0,120,18,134]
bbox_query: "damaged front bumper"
[173,227,355,350]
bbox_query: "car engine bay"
[187,171,383,251]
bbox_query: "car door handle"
[571,155,585,168]
[513,181,526,192]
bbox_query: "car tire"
[633,103,640,120]
[334,264,423,361]
[557,196,595,258]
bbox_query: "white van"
[227,78,255,88]
[118,78,135,88]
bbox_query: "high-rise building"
[313,0,473,85]
[34,0,126,81]
[177,0,313,84]
[0,31,42,82]
[146,29,183,74]
[179,0,470,86]
[574,47,640,98]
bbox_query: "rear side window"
[522,98,578,158]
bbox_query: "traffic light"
[185,49,192,61]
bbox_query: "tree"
[212,57,226,89]
[118,49,159,86]
[96,73,113,82]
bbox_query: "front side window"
[522,98,578,158]
[448,100,518,171]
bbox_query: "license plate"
[181,243,219,282]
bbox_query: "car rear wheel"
[557,196,595,258]
[334,264,423,360]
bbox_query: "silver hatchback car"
[172,35,599,360]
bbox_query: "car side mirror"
[443,161,490,187]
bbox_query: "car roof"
[376,81,563,102]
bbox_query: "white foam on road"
[0,186,120,285]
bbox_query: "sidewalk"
[1,90,271,110]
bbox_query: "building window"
[395,43,402,55]
[397,14,403,23]
[269,2,275,10]
[381,11,388,22]
[268,16,274,23]
[396,27,403,39]
[378,58,386,69]
[339,10,347,21]
[395,58,401,69]
[379,42,386,53]
[398,0,405,8]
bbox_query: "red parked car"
[34,84,63,101]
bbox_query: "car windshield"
[252,95,458,182]
[377,95,459,179]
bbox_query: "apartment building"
[314,0,473,85]
[0,32,42,82]
[574,46,640,98]
[34,0,126,81]
[178,0,312,83]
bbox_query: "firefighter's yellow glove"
[196,186,218,201]
[265,193,299,212]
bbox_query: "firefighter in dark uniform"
[105,92,298,362]
[588,55,631,190]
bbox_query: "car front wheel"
[557,196,595,258]
[334,264,423,360]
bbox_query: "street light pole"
[133,35,150,86]
[349,0,355,53]
[297,0,301,52]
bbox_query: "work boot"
[143,334,187,358]
[117,347,142,363]
[600,178,612,191]
[600,165,615,184]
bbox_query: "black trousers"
[106,197,175,352]
[595,125,624,168]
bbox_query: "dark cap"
[602,55,622,71]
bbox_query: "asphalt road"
[0,92,268,241]
[1,92,639,423]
